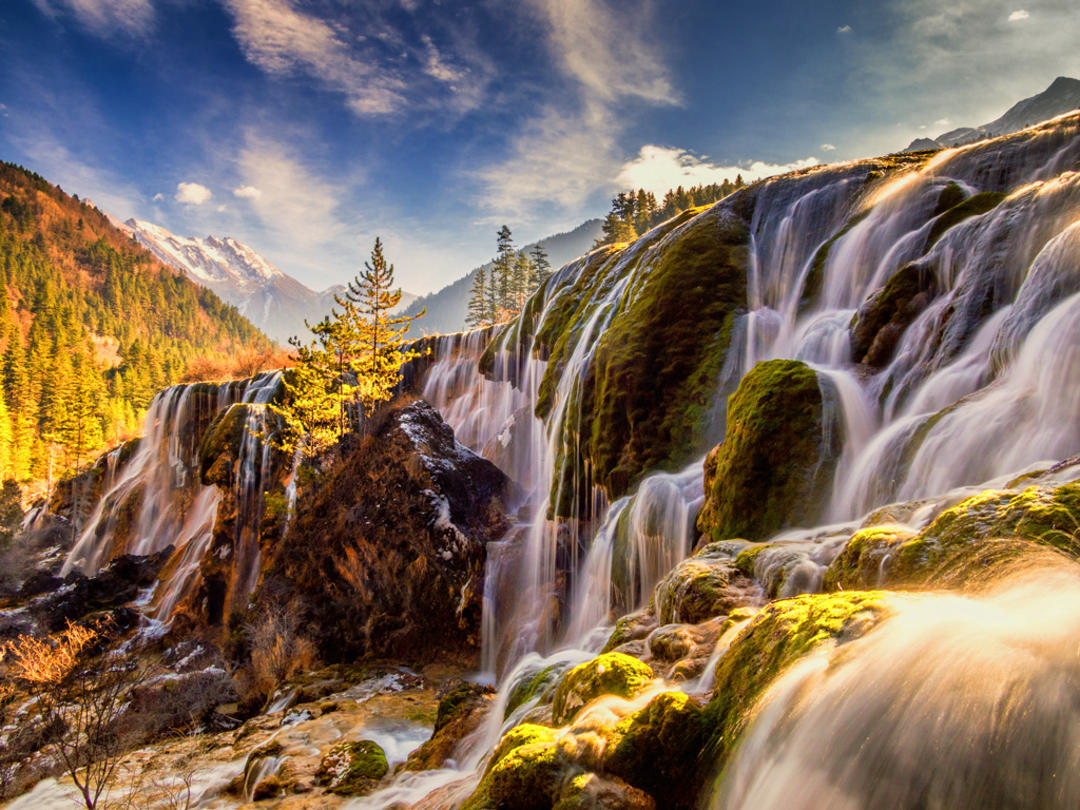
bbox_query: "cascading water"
[361,113,1080,807]
[60,371,283,624]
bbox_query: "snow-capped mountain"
[906,76,1080,151]
[112,217,416,344]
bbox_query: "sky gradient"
[2,0,1078,294]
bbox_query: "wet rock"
[696,359,840,543]
[406,680,495,771]
[553,772,656,809]
[850,262,936,366]
[316,739,388,795]
[654,543,760,625]
[601,610,658,653]
[551,653,654,726]
[261,400,511,662]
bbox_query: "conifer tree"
[467,266,490,328]
[342,237,425,416]
[529,243,551,289]
[267,336,340,459]
[0,388,11,483]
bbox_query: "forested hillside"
[0,162,269,486]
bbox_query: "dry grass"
[246,603,318,704]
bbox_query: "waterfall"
[60,371,283,623]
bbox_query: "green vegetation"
[0,161,266,492]
[827,484,1080,589]
[551,652,654,725]
[702,591,889,768]
[269,237,425,458]
[927,190,1007,247]
[468,226,551,328]
[697,359,835,542]
[655,542,751,625]
[604,691,706,809]
[317,739,388,795]
[595,179,746,247]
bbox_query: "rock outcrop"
[258,400,511,662]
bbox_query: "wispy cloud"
[837,24,853,33]
[475,0,679,222]
[1008,9,1030,21]
[821,143,837,151]
[232,185,262,199]
[175,182,212,205]
[615,145,819,197]
[31,0,154,37]
[12,135,141,216]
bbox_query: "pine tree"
[467,266,490,328]
[513,251,534,313]
[267,336,340,459]
[0,388,11,483]
[529,243,551,290]
[343,237,425,416]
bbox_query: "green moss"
[702,591,888,770]
[603,691,705,809]
[933,182,967,216]
[435,681,490,732]
[505,664,568,718]
[927,190,1007,247]
[800,209,870,315]
[733,543,772,577]
[823,524,917,590]
[317,739,388,795]
[584,208,748,500]
[849,262,935,365]
[197,402,252,486]
[601,609,655,654]
[551,652,654,725]
[654,543,751,625]
[487,724,559,773]
[696,359,836,542]
[884,484,1080,586]
[464,741,564,810]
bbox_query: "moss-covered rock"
[822,524,917,590]
[506,664,570,719]
[696,359,838,542]
[198,402,253,487]
[601,609,658,654]
[603,691,706,809]
[407,680,495,771]
[551,653,654,725]
[866,484,1080,587]
[654,543,759,625]
[703,591,889,768]
[316,739,388,795]
[553,772,656,809]
[464,741,565,810]
[849,262,936,366]
[927,190,1007,247]
[487,724,559,773]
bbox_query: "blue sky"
[1,0,1078,294]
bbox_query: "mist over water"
[713,567,1080,810]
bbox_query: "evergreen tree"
[343,237,426,416]
[267,336,340,459]
[0,388,11,483]
[492,225,516,321]
[466,265,490,328]
[529,243,551,290]
[513,251,534,313]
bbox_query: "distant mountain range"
[906,76,1080,151]
[400,218,604,336]
[112,218,417,344]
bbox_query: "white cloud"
[821,143,837,151]
[232,185,262,199]
[421,35,463,84]
[175,182,212,205]
[476,0,678,221]
[31,0,153,36]
[217,204,227,213]
[222,0,406,115]
[837,24,853,33]
[933,117,952,127]
[528,0,678,105]
[615,145,819,198]
[152,192,164,201]
[1008,9,1030,21]
[235,134,346,248]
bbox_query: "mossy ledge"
[697,359,838,542]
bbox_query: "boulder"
[261,400,511,662]
[551,653,654,725]
[696,359,839,543]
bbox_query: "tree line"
[0,161,267,493]
[466,226,552,328]
[596,177,746,246]
[270,237,423,459]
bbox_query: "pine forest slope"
[0,161,270,485]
